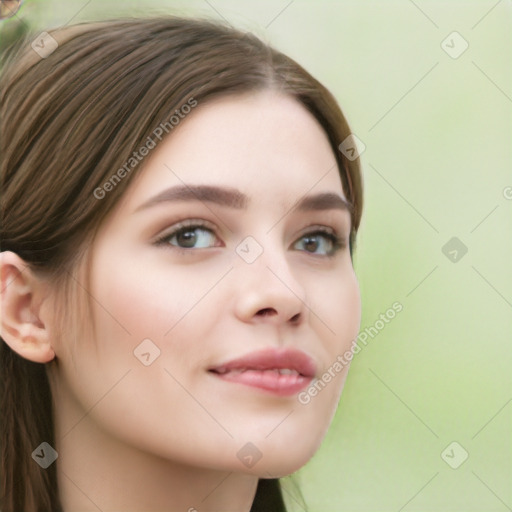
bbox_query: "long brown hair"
[0,16,363,512]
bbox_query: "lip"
[208,348,316,397]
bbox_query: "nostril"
[256,308,277,317]
[290,313,301,323]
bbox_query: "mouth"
[208,348,316,396]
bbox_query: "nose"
[233,246,307,327]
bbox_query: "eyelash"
[154,219,346,257]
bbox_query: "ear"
[0,251,55,363]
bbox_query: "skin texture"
[0,91,361,512]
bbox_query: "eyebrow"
[135,184,352,214]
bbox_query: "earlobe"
[0,251,56,364]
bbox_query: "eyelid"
[295,224,333,236]
[294,224,347,244]
[153,219,222,247]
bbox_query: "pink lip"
[208,348,316,396]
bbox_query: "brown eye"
[160,225,218,249]
[292,230,342,256]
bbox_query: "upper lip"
[208,348,317,378]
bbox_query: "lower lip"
[210,369,313,396]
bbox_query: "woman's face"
[49,91,361,477]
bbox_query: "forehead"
[123,91,345,210]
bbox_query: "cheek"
[313,268,361,356]
[302,269,360,418]
[339,272,361,345]
[58,261,227,466]
[90,256,197,348]
[87,255,217,386]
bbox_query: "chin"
[242,444,318,478]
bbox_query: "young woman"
[0,16,363,512]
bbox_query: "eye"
[292,229,343,257]
[155,221,220,249]
[154,221,345,255]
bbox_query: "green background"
[2,1,511,510]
